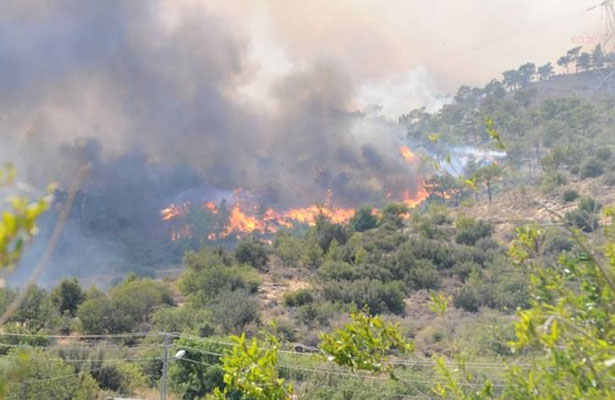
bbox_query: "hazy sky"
[189,0,604,117]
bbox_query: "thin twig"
[536,200,615,294]
[6,115,40,160]
[0,164,90,327]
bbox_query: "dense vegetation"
[405,44,615,207]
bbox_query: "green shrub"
[314,215,350,252]
[107,278,174,324]
[318,261,359,281]
[274,233,302,267]
[152,306,211,333]
[271,318,296,342]
[180,264,260,305]
[235,238,269,269]
[325,239,343,261]
[322,279,406,315]
[452,261,480,281]
[454,286,480,312]
[3,348,98,399]
[379,203,409,228]
[455,217,494,246]
[544,229,573,254]
[579,196,602,213]
[453,245,489,266]
[562,188,579,202]
[77,297,116,334]
[77,284,166,335]
[541,172,567,192]
[184,247,231,271]
[565,209,600,232]
[453,259,529,313]
[297,302,339,327]
[169,338,227,398]
[596,147,612,161]
[51,278,85,317]
[475,237,500,252]
[461,318,516,357]
[301,236,324,269]
[353,263,395,282]
[92,361,145,395]
[431,328,445,343]
[405,259,440,290]
[318,260,393,283]
[349,205,378,232]
[395,238,456,271]
[11,285,57,332]
[494,274,531,311]
[580,158,604,178]
[210,290,260,333]
[283,289,315,307]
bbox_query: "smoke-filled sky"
[0,0,604,200]
[204,0,603,115]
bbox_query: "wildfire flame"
[399,145,418,164]
[160,145,431,241]
[223,205,277,237]
[401,181,429,208]
[202,201,218,214]
[161,187,427,242]
[160,202,190,221]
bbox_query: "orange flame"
[399,145,417,164]
[161,183,429,242]
[160,202,191,221]
[202,201,218,214]
[401,181,429,208]
[280,205,355,226]
[222,205,277,237]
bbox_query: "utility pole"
[588,0,615,91]
[161,333,170,400]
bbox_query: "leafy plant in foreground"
[208,333,292,400]
[319,309,413,377]
[433,208,615,399]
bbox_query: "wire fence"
[0,329,517,398]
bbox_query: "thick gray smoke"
[0,1,422,285]
[1,1,412,204]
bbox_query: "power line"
[170,343,506,387]
[174,357,426,399]
[5,365,108,400]
[14,366,108,384]
[0,331,153,339]
[3,356,166,399]
[0,341,163,350]
[0,354,162,363]
[278,363,507,388]
[0,330,513,398]
[0,330,524,376]
[171,333,524,369]
[174,344,507,382]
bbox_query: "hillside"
[3,41,615,398]
[456,175,615,235]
